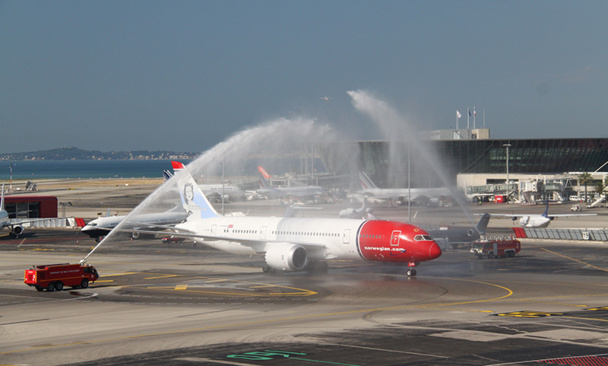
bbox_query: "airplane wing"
[480,213,596,218]
[548,213,597,218]
[7,217,58,226]
[480,213,524,219]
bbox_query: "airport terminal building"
[317,131,608,203]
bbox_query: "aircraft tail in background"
[476,213,491,234]
[258,166,272,180]
[541,200,550,218]
[257,167,273,190]
[172,161,186,171]
[359,171,379,190]
[0,184,5,212]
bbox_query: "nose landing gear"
[406,261,418,277]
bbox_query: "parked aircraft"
[339,198,376,219]
[357,171,452,206]
[81,207,187,242]
[257,166,326,200]
[0,184,48,237]
[424,214,491,248]
[485,201,595,228]
[145,166,442,277]
[170,161,246,202]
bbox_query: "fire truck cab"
[24,263,99,292]
[470,238,521,259]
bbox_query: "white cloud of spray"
[85,116,352,255]
[348,89,443,187]
[187,117,339,178]
[348,89,476,226]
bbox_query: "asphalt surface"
[1,197,608,366]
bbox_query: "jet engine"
[11,225,24,236]
[264,243,308,272]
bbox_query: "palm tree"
[595,177,607,203]
[578,172,592,203]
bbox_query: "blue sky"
[1,1,607,153]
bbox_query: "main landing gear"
[261,260,329,275]
[306,260,328,274]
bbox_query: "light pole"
[9,163,14,192]
[503,143,511,202]
[59,202,72,218]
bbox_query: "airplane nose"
[428,241,442,259]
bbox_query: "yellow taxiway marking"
[146,285,316,297]
[144,274,181,280]
[497,311,563,318]
[515,299,589,307]
[541,247,608,272]
[203,279,229,283]
[100,272,138,277]
[250,285,278,288]
[94,280,114,283]
[562,316,608,323]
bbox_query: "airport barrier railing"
[514,227,608,241]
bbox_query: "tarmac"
[1,178,608,366]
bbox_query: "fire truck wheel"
[487,252,495,259]
[47,282,55,292]
[35,286,44,292]
[55,282,64,291]
[80,279,89,289]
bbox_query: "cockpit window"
[414,235,433,241]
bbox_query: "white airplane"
[484,201,596,228]
[257,166,326,200]
[357,171,452,206]
[141,165,442,277]
[81,207,187,242]
[339,198,376,220]
[170,161,246,202]
[0,184,49,237]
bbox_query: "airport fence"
[514,227,608,241]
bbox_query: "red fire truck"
[24,263,99,292]
[470,238,521,259]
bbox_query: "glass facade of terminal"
[321,138,608,187]
[436,138,608,175]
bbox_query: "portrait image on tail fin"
[175,166,219,220]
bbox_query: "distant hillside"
[0,147,198,160]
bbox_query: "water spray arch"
[81,117,351,260]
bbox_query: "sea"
[0,160,185,180]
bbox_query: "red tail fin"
[172,161,185,171]
[258,166,272,179]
